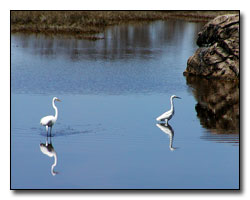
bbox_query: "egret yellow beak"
[56,99,62,102]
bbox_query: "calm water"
[11,20,239,189]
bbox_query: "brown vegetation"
[11,11,239,37]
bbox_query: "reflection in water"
[11,20,204,61]
[40,136,58,176]
[185,75,239,143]
[11,19,239,189]
[11,20,205,96]
[200,132,239,145]
[156,123,176,151]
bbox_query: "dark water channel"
[11,20,239,189]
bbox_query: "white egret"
[156,95,181,124]
[40,97,61,136]
[40,137,58,176]
[156,123,175,151]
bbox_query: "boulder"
[184,14,239,80]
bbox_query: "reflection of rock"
[200,132,239,144]
[185,75,239,134]
[184,14,239,80]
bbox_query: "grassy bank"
[11,11,238,38]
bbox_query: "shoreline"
[11,11,238,39]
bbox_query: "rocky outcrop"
[184,14,239,80]
[185,75,239,134]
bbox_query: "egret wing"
[40,115,54,126]
[156,110,171,121]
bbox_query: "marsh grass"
[11,11,239,38]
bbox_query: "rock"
[184,14,239,80]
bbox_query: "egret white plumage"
[40,97,61,136]
[156,95,181,124]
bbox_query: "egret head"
[171,95,181,99]
[53,97,62,102]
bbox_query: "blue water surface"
[11,20,239,189]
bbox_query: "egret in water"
[156,95,181,124]
[40,97,61,136]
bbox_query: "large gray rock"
[184,14,239,80]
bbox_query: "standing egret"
[156,95,181,124]
[40,97,61,136]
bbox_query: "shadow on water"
[156,123,177,151]
[40,136,58,176]
[185,75,239,143]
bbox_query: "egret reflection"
[40,136,58,176]
[156,123,176,151]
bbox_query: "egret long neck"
[52,99,58,120]
[170,97,174,111]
